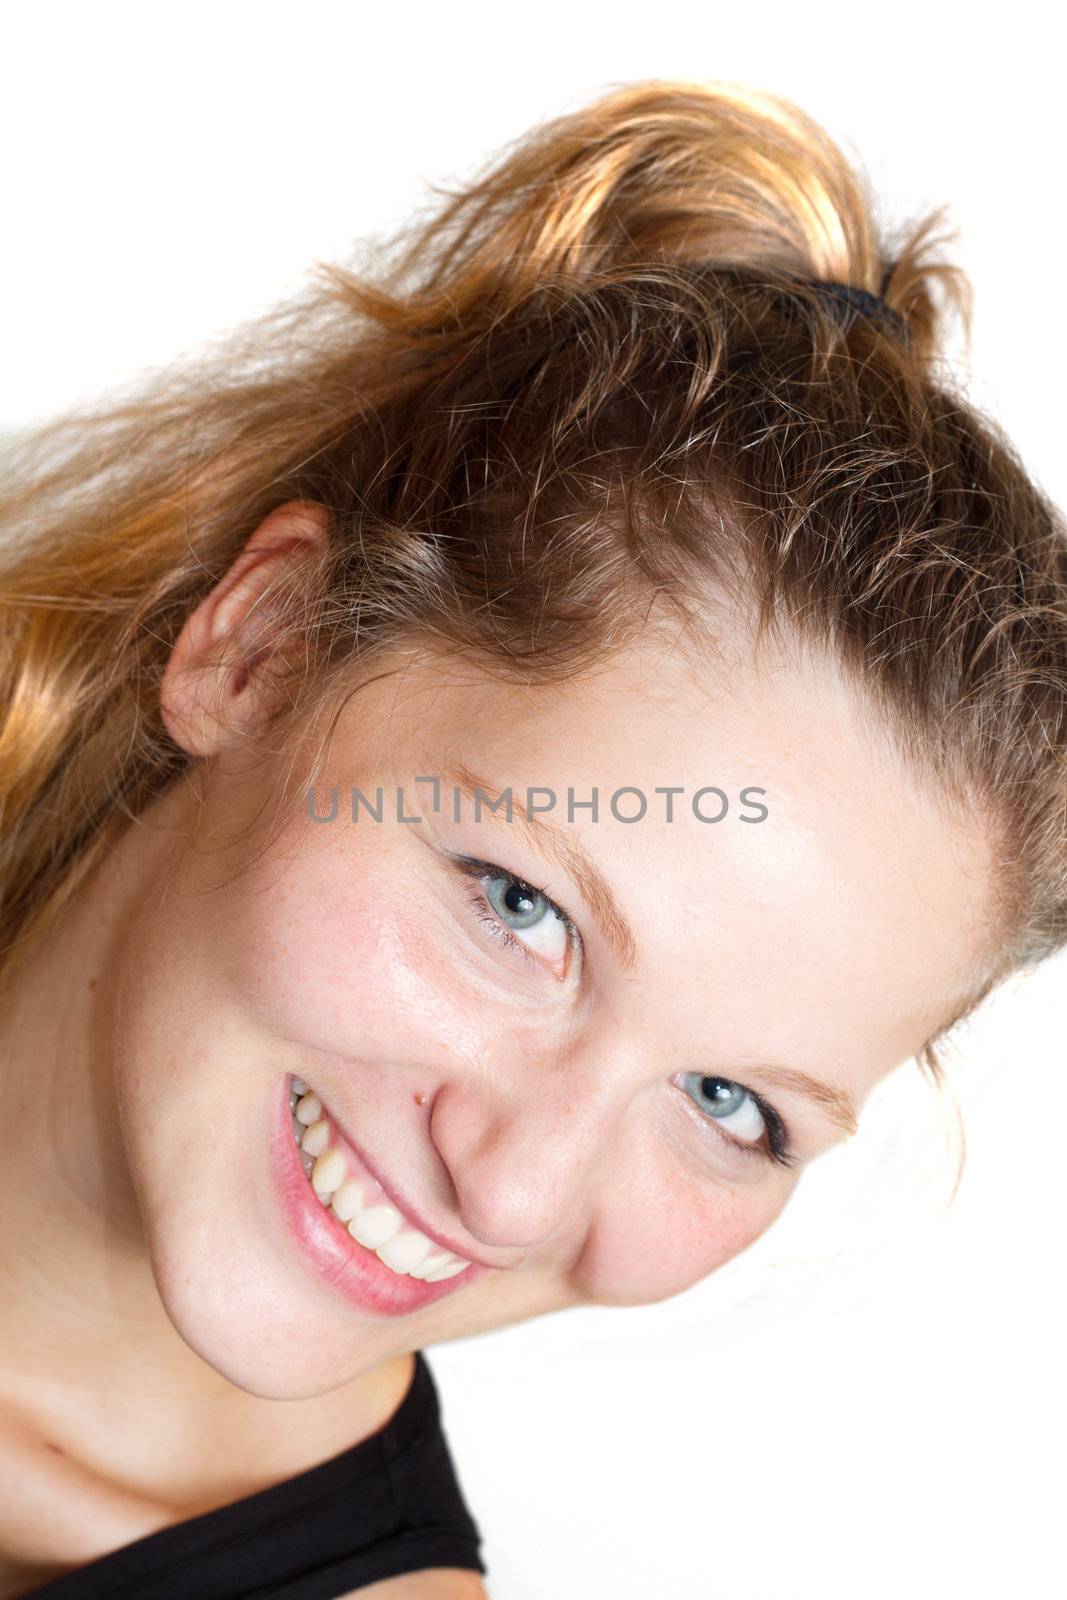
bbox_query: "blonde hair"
[1,81,1064,1141]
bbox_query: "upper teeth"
[289,1081,471,1283]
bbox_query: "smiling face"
[108,542,998,1401]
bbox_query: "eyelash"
[449,854,580,971]
[679,1078,798,1171]
[447,854,797,1171]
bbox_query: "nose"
[428,1037,631,1253]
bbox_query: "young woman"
[0,78,1063,1599]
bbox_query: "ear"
[160,499,330,758]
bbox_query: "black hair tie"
[816,280,908,341]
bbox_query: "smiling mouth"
[288,1078,473,1283]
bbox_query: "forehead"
[324,621,996,1101]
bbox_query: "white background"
[3,5,1064,1596]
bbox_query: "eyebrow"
[737,1062,859,1140]
[437,759,863,1141]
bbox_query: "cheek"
[574,1152,796,1307]
[210,823,486,1070]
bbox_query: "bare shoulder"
[337,1571,490,1599]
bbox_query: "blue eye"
[682,1074,766,1139]
[449,854,578,975]
[677,1073,796,1169]
[484,873,553,931]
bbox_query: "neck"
[0,783,238,1401]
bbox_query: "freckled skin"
[0,501,997,1423]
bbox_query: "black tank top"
[23,1351,487,1599]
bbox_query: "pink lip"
[326,1100,503,1271]
[268,1075,493,1317]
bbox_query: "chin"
[116,1067,403,1401]
[149,1237,384,1401]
